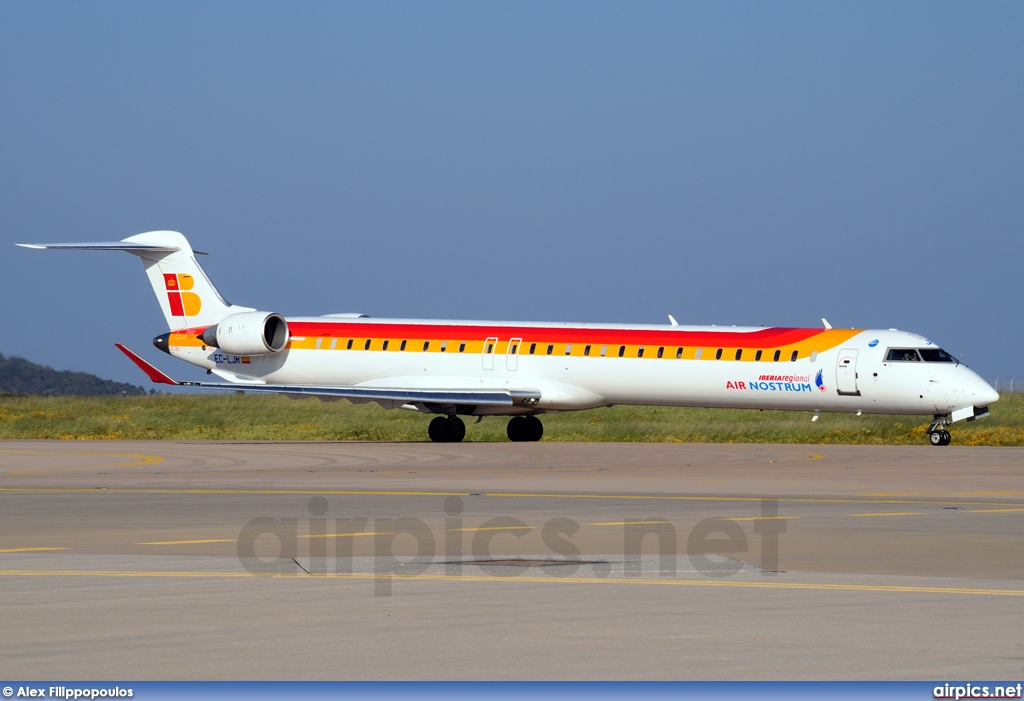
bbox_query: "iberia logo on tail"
[163,273,202,317]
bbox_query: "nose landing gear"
[926,415,952,446]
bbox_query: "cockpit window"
[918,348,955,363]
[886,348,922,362]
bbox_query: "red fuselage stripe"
[284,322,825,348]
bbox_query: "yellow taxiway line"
[0,568,1020,598]
[0,487,1021,509]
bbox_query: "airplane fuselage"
[162,318,997,418]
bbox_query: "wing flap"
[181,382,532,406]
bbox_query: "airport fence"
[989,378,1024,393]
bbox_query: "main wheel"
[929,430,945,446]
[428,416,451,443]
[429,416,466,443]
[507,415,527,442]
[449,416,466,443]
[523,415,544,442]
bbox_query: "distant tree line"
[0,353,152,396]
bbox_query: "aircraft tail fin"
[18,231,252,329]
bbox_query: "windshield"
[886,348,922,362]
[918,348,956,363]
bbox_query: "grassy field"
[0,393,1021,445]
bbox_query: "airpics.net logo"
[235,496,788,597]
[163,273,201,317]
[934,682,1023,699]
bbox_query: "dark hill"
[0,353,150,396]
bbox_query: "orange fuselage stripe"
[168,323,862,361]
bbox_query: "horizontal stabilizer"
[17,242,180,254]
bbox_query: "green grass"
[1,393,1021,445]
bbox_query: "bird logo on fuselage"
[815,369,826,392]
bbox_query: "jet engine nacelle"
[200,312,289,355]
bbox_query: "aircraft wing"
[115,344,540,408]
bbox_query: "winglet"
[668,315,679,327]
[821,318,832,329]
[114,344,178,385]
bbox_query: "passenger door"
[836,349,860,396]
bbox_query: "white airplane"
[20,231,999,445]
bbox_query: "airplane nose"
[975,381,1000,406]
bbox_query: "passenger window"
[676,347,683,359]
[638,347,645,357]
[400,340,407,351]
[547,344,554,355]
[809,350,817,362]
[565,344,573,355]
[600,345,608,357]
[382,340,389,351]
[755,349,762,361]
[696,348,703,359]
[790,350,798,362]
[715,348,723,360]
[364,339,371,351]
[657,347,664,358]
[735,349,742,361]
[422,341,429,352]
[441,341,448,352]
[529,343,536,355]
[330,338,337,350]
[347,339,353,350]
[584,345,591,356]
[459,342,466,353]
[618,345,625,357]
[315,338,322,350]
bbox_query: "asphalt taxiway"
[1,440,1021,679]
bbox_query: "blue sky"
[2,2,1022,384]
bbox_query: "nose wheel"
[428,415,466,443]
[926,414,953,446]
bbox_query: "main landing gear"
[427,414,545,443]
[428,416,466,443]
[507,415,544,442]
[927,415,952,446]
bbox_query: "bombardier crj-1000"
[20,231,999,446]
